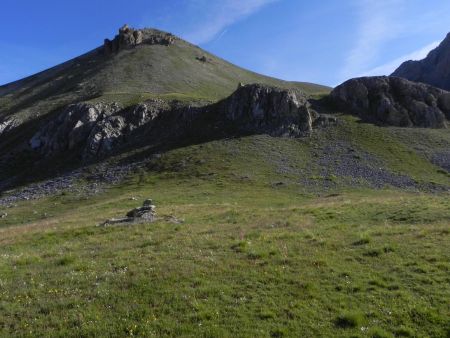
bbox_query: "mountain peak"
[392,32,450,90]
[103,25,177,54]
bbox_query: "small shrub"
[364,249,382,257]
[394,326,414,337]
[368,327,393,338]
[335,311,364,328]
[271,327,288,337]
[231,241,249,253]
[353,236,371,246]
[258,308,276,320]
[383,245,395,253]
[368,279,387,288]
[56,256,75,266]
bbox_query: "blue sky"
[1,0,450,86]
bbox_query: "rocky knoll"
[392,33,450,90]
[223,84,320,136]
[331,76,450,128]
[29,84,334,161]
[104,24,176,54]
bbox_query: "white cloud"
[341,0,406,79]
[361,40,440,77]
[183,0,279,44]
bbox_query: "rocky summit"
[331,76,450,128]
[392,33,450,91]
[103,24,176,54]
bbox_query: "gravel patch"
[432,151,450,172]
[0,161,147,207]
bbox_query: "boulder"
[223,84,318,136]
[331,76,449,128]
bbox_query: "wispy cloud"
[362,40,440,77]
[183,0,279,44]
[341,0,405,80]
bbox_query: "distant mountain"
[392,33,450,90]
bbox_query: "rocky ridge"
[28,84,336,161]
[331,76,450,128]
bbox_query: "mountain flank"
[392,33,450,90]
[0,25,449,197]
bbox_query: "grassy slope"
[0,119,449,337]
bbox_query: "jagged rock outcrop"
[223,84,319,136]
[29,84,334,161]
[392,33,450,90]
[30,101,166,160]
[331,76,450,128]
[104,25,176,54]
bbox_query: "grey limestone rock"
[223,84,319,136]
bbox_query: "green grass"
[0,156,449,336]
[0,109,450,337]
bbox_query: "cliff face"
[392,33,450,90]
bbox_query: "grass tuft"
[335,311,364,328]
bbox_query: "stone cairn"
[100,199,156,226]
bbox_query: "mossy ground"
[0,119,449,337]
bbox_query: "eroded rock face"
[223,84,319,136]
[392,33,450,91]
[104,24,176,54]
[30,101,165,160]
[331,76,449,128]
